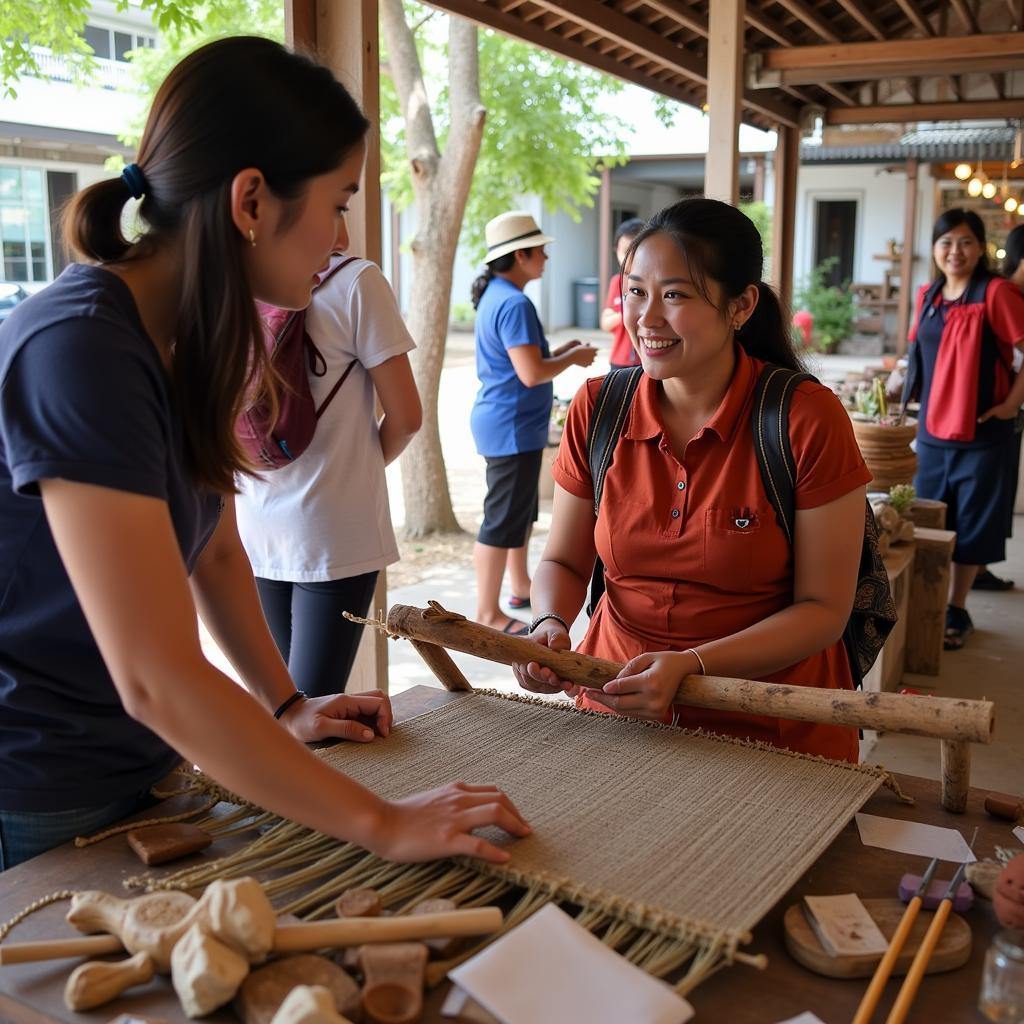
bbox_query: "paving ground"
[205,328,1024,795]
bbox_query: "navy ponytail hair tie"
[121,163,147,200]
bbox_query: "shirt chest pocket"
[702,506,788,589]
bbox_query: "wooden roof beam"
[891,0,933,36]
[749,33,1024,86]
[771,0,840,42]
[521,0,799,124]
[834,0,886,40]
[949,0,978,33]
[826,98,1024,124]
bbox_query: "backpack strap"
[308,256,361,419]
[584,366,644,616]
[587,366,644,516]
[751,366,816,545]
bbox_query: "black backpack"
[585,365,897,687]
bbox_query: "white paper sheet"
[449,903,694,1024]
[776,1014,828,1024]
[855,813,976,863]
[1014,825,1024,846]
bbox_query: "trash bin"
[572,277,600,329]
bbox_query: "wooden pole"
[771,122,799,312]
[409,639,473,692]
[388,605,994,743]
[904,527,955,676]
[293,0,388,694]
[704,0,745,204]
[895,157,918,358]
[940,739,971,813]
[598,164,611,301]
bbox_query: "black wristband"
[273,690,306,720]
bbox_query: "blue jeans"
[0,789,157,871]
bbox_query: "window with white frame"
[82,24,156,62]
[0,167,50,284]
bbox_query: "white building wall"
[794,162,937,298]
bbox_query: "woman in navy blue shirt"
[0,38,528,870]
[469,212,596,634]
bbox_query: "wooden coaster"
[125,823,212,865]
[784,897,971,979]
[234,954,360,1024]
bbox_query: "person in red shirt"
[513,198,872,762]
[902,210,1024,648]
[600,218,644,369]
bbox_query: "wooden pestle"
[0,906,504,967]
[63,951,155,1011]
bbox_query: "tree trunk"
[381,1,486,538]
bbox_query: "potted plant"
[849,377,917,491]
[793,258,855,353]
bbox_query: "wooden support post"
[286,0,388,693]
[771,122,799,312]
[753,154,766,202]
[895,158,918,358]
[906,499,947,530]
[705,0,745,203]
[940,739,971,813]
[598,164,611,305]
[905,527,956,676]
[409,640,473,692]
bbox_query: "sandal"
[507,594,531,609]
[972,569,1014,592]
[944,605,974,651]
[502,619,530,637]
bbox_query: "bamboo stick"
[852,859,938,1024]
[0,907,502,967]
[884,865,966,1024]
[386,605,994,744]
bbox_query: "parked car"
[0,282,29,325]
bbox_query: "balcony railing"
[31,50,132,91]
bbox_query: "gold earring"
[248,228,256,248]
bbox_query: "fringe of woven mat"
[120,807,746,996]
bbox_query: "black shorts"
[477,450,543,548]
[915,441,1014,565]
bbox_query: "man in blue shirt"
[469,212,596,633]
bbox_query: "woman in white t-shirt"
[237,256,421,696]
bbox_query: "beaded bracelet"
[528,612,570,634]
[273,690,306,720]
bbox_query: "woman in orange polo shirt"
[514,198,871,762]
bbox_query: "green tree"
[382,0,662,535]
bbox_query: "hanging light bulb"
[1006,196,1019,213]
[982,180,997,199]
[968,177,984,197]
[997,248,1007,260]
[954,162,972,180]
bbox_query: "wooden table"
[0,686,1007,1024]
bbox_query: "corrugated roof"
[802,125,1016,163]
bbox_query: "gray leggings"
[255,571,378,698]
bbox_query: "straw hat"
[484,211,554,263]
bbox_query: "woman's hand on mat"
[374,782,532,863]
[978,400,1021,423]
[590,650,700,721]
[282,689,393,744]
[512,622,578,696]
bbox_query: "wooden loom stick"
[851,859,938,1024]
[386,605,994,743]
[0,907,502,967]
[409,639,472,692]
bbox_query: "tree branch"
[380,0,440,182]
